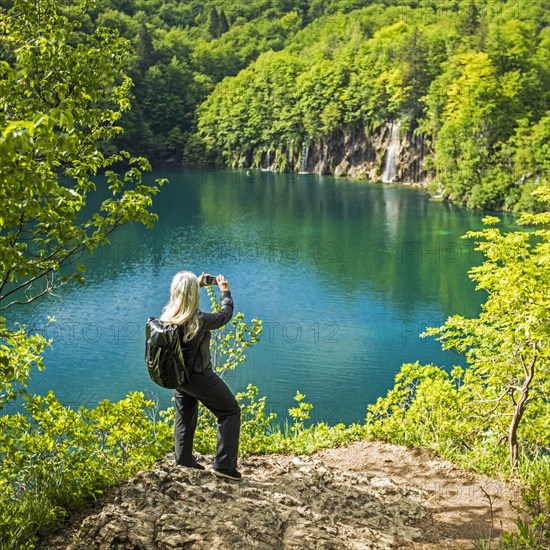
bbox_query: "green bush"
[0,391,173,549]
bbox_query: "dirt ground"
[314,440,522,548]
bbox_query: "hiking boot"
[178,460,205,471]
[212,468,242,481]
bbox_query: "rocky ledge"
[52,441,520,549]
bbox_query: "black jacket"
[180,290,234,373]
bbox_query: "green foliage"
[367,188,550,469]
[235,384,279,453]
[0,319,51,414]
[425,201,550,466]
[501,455,550,549]
[0,391,171,549]
[0,0,164,309]
[0,1,166,547]
[276,421,367,456]
[287,390,314,434]
[205,286,263,377]
[79,0,309,162]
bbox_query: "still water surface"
[17,169,516,425]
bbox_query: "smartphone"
[204,275,217,285]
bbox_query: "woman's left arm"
[201,290,234,330]
[201,274,233,330]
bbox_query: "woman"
[159,270,241,481]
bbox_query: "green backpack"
[145,317,190,388]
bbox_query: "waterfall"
[262,150,272,171]
[299,142,309,174]
[381,122,400,183]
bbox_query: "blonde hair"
[159,271,201,342]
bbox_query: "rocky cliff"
[44,441,519,549]
[256,124,433,185]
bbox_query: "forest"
[3,0,546,211]
[1,1,549,547]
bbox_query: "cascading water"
[262,150,272,171]
[299,142,309,174]
[381,122,400,183]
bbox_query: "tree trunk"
[508,354,537,468]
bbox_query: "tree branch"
[508,352,537,467]
[519,351,529,380]
[0,221,121,308]
[0,274,57,312]
[482,388,513,416]
[0,214,26,296]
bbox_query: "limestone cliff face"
[256,123,434,185]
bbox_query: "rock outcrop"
[57,441,519,550]
[67,453,427,549]
[256,124,433,185]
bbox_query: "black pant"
[173,367,240,470]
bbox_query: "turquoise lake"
[13,168,517,425]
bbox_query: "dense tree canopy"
[87,0,309,162]
[4,0,544,211]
